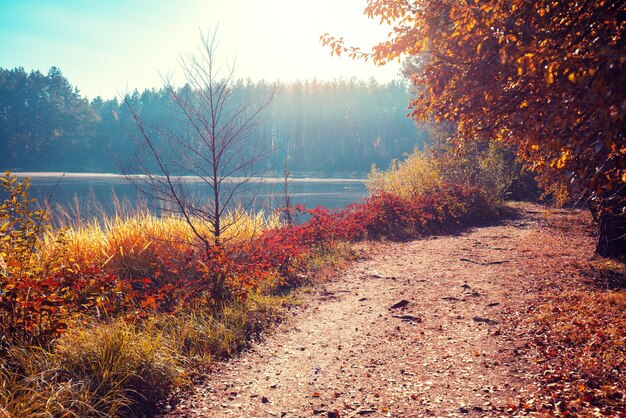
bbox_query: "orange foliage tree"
[322,0,625,258]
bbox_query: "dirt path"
[166,206,594,417]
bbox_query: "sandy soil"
[164,205,595,417]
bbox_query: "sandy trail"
[166,207,591,417]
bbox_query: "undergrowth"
[0,293,291,417]
[368,142,519,210]
[0,165,500,416]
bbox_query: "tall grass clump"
[54,320,185,416]
[0,320,185,417]
[42,204,280,280]
[0,295,293,417]
[161,292,291,365]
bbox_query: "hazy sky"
[0,0,401,100]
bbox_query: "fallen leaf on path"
[473,316,499,325]
[390,300,410,309]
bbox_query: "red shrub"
[0,181,492,345]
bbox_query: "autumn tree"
[323,0,625,258]
[123,30,276,251]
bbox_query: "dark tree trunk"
[596,212,626,260]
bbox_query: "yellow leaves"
[553,150,570,169]
[140,295,157,310]
[545,62,557,85]
[568,72,576,83]
[417,37,428,51]
[516,53,537,77]
[622,171,626,184]
[479,3,494,13]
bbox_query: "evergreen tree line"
[0,67,425,176]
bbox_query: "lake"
[14,173,368,220]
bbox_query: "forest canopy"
[0,67,423,176]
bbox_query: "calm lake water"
[16,173,368,220]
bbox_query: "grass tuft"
[161,293,290,367]
[55,320,185,416]
[0,320,186,417]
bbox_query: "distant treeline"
[0,67,425,176]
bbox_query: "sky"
[0,0,402,100]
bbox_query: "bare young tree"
[122,30,276,251]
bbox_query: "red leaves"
[140,295,157,310]
[350,184,488,239]
[0,173,488,346]
[249,185,487,287]
[0,266,128,345]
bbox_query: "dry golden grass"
[0,292,294,417]
[1,320,184,417]
[41,207,281,278]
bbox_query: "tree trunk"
[596,212,626,260]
